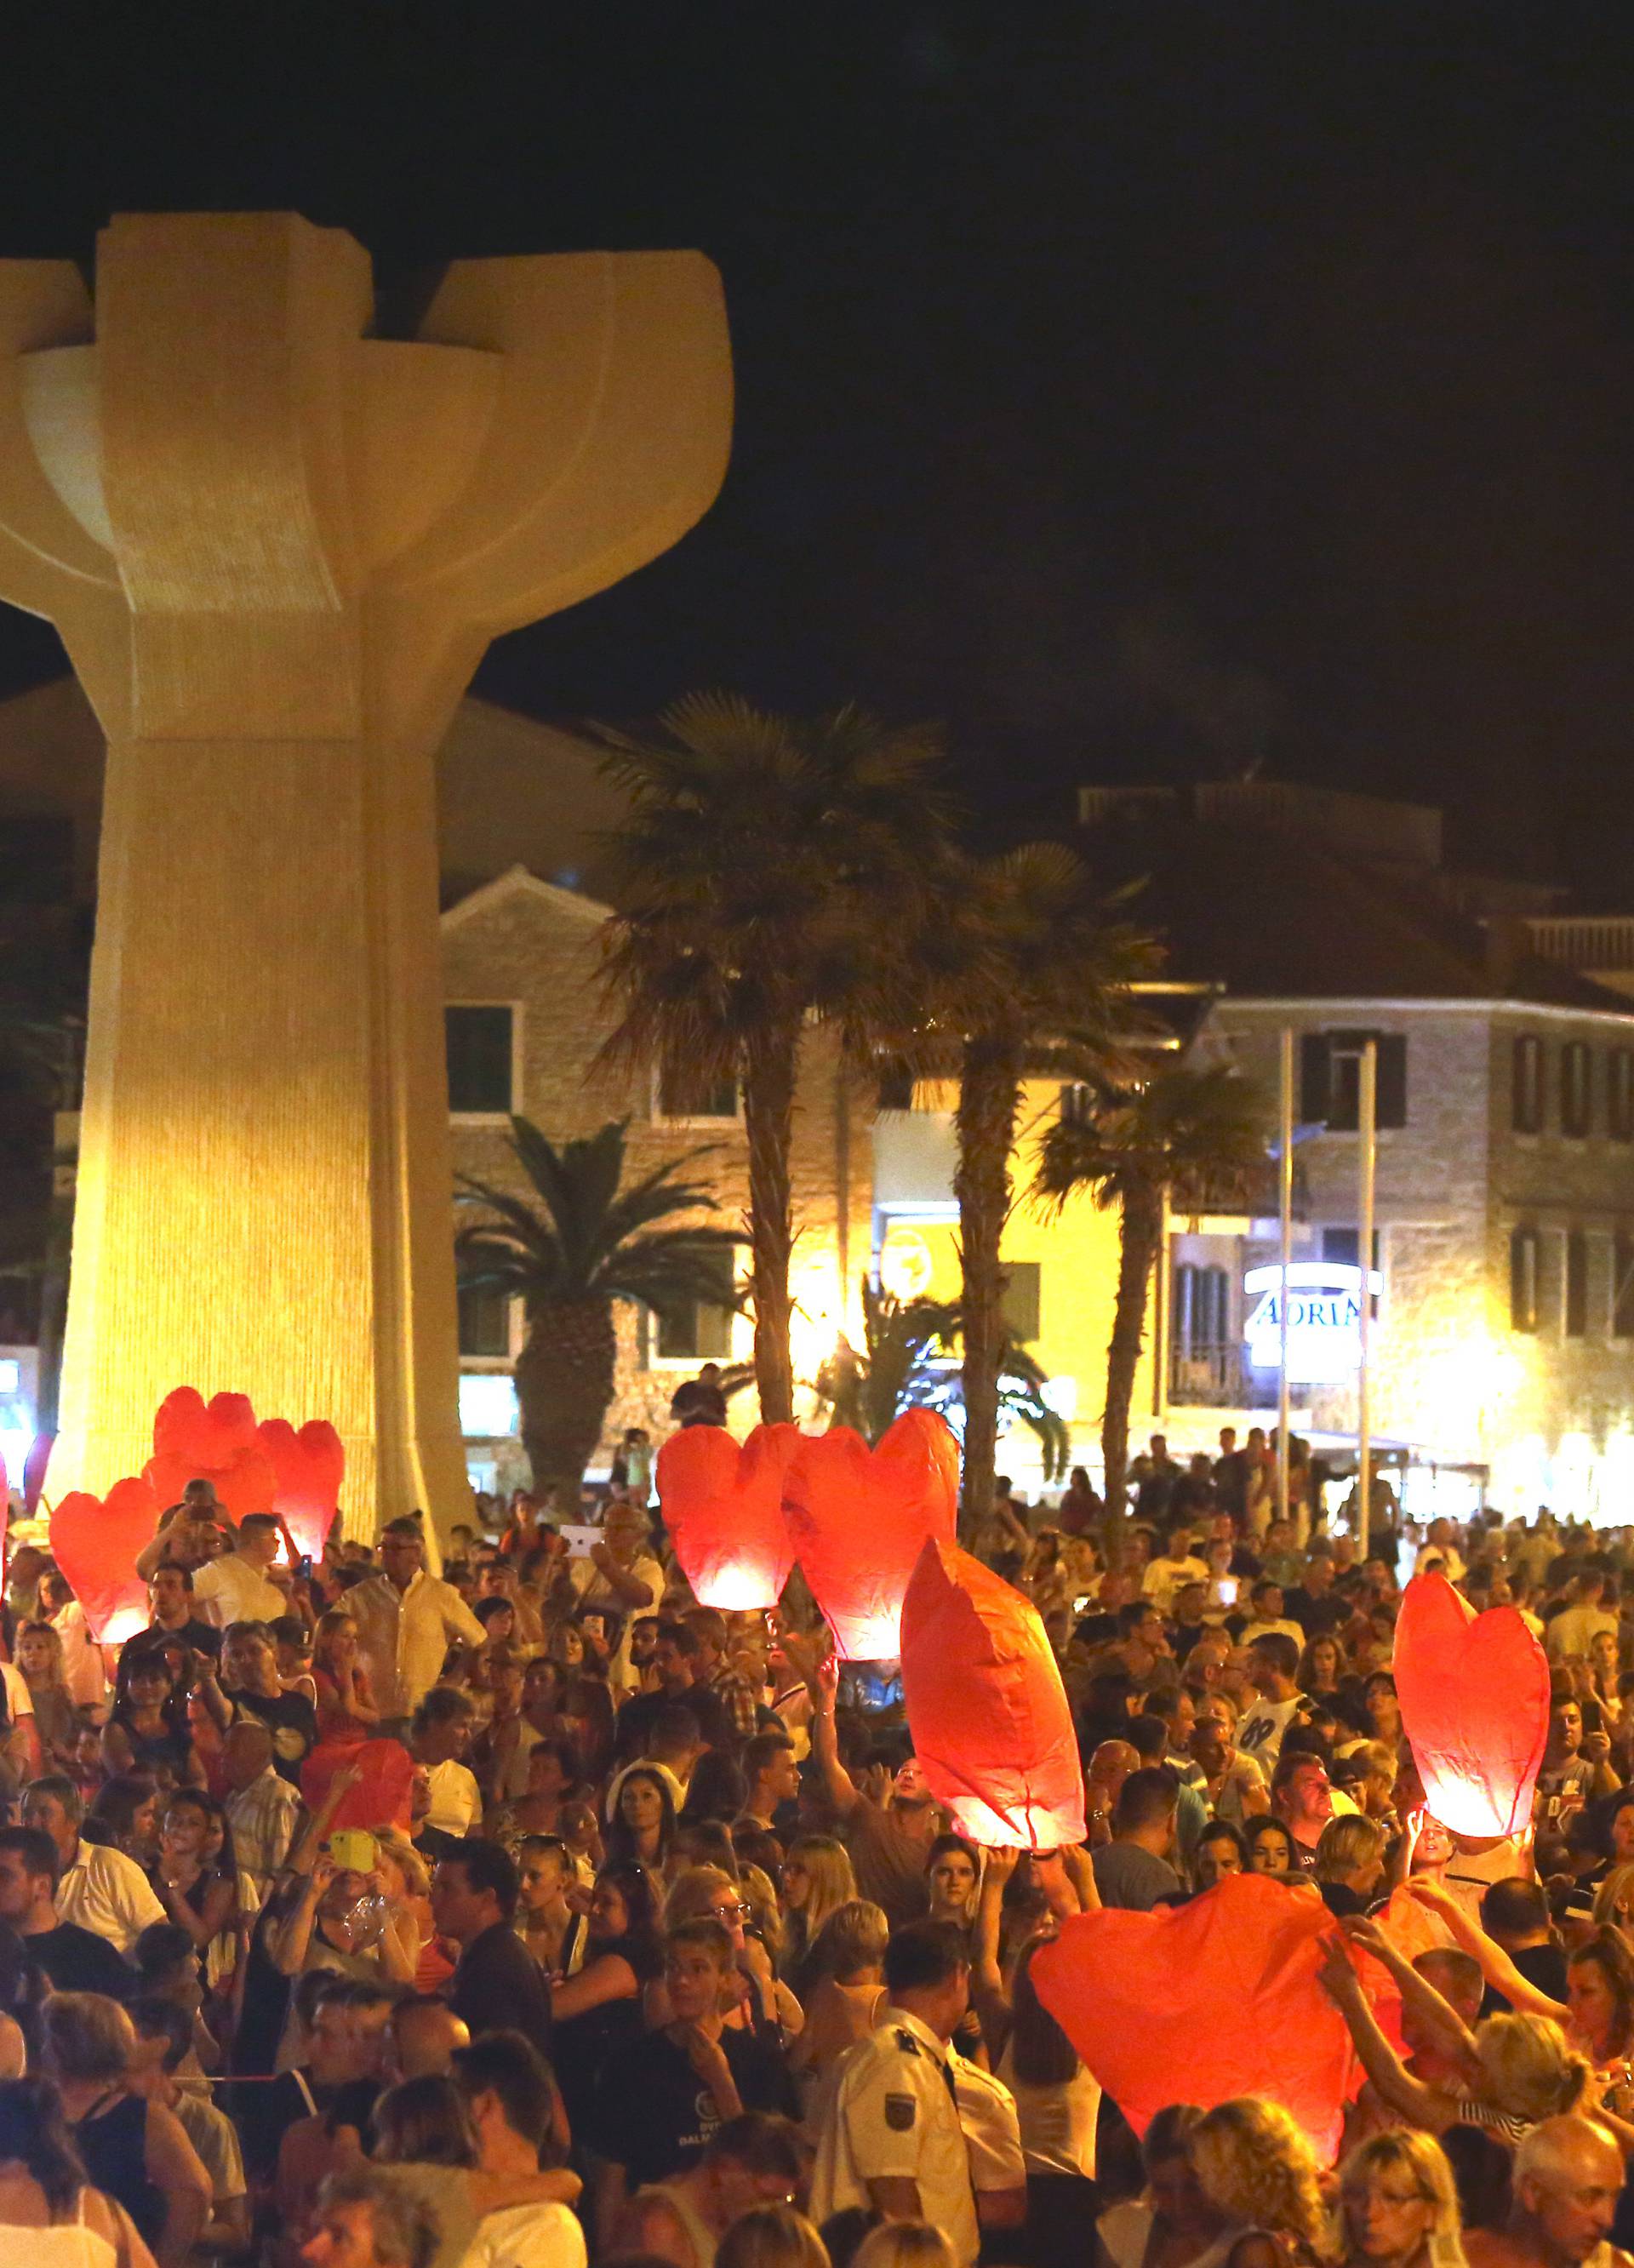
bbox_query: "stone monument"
[0,213,732,1534]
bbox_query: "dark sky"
[3,7,1634,897]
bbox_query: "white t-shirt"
[191,1552,286,1630]
[1142,1557,1209,1611]
[426,1758,483,1837]
[1236,1693,1304,1774]
[2,1661,34,1721]
[457,2202,587,2268]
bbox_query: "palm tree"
[814,1279,1071,1478]
[592,694,951,1426]
[455,1117,745,1503]
[869,843,1158,1522]
[1033,1060,1272,1523]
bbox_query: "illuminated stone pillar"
[0,214,731,1534]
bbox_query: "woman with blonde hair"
[781,1837,857,1992]
[1314,1817,1388,1917]
[1592,1863,1634,1933]
[849,2225,955,2268]
[717,2203,831,2268]
[1336,2130,1464,2268]
[660,1865,802,2035]
[311,1609,380,1743]
[1189,2098,1332,2268]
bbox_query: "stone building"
[1082,780,1634,1520]
[441,864,874,1491]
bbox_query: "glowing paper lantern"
[656,1422,801,1609]
[50,1476,163,1644]
[1031,1871,1356,2161]
[900,1535,1085,1848]
[1394,1572,1550,1839]
[783,1408,960,1660]
[258,1417,346,1564]
[144,1387,277,1523]
[302,1738,414,1831]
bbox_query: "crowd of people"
[3,1403,1634,2268]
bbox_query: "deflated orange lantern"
[50,1476,163,1643]
[900,1535,1085,1848]
[144,1387,277,1523]
[258,1417,346,1564]
[657,1422,801,1609]
[302,1738,414,1831]
[1031,1871,1356,2161]
[1394,1571,1551,1839]
[783,1408,960,1659]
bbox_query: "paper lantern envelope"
[783,1408,960,1660]
[1394,1572,1551,1838]
[258,1416,345,1564]
[901,1534,1085,1848]
[144,1385,277,1523]
[50,1476,163,1643]
[1031,1871,1357,2162]
[656,1421,801,1609]
[302,1738,414,1833]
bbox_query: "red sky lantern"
[656,1421,801,1609]
[783,1407,960,1660]
[258,1416,346,1565]
[303,1737,414,1831]
[144,1386,277,1523]
[1394,1571,1551,1839]
[50,1476,163,1643]
[900,1534,1086,1848]
[1031,1871,1357,2162]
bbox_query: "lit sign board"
[1243,1262,1380,1384]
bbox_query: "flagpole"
[1277,1028,1293,1531]
[1357,1038,1378,1558]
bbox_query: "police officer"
[810,1919,980,2267]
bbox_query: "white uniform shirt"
[810,2005,980,2267]
[57,1837,166,1954]
[456,2200,587,2268]
[191,1552,286,1631]
[341,1571,487,1717]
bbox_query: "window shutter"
[1376,1036,1408,1128]
[1300,1035,1330,1125]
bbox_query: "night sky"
[3,7,1633,898]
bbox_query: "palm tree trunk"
[955,1034,1022,1528]
[1102,1186,1163,1532]
[513,1299,618,1511]
[743,1022,800,1426]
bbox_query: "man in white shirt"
[21,1772,165,1955]
[412,1688,483,1837]
[811,1919,980,2265]
[1236,1632,1307,1778]
[342,1517,486,1723]
[1237,1578,1308,1653]
[1141,1533,1209,1617]
[191,1512,288,1629]
[568,1500,664,1694]
[1545,1574,1620,1665]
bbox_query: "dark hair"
[21,1775,82,1825]
[925,1832,980,1881]
[1243,1817,1296,1868]
[0,1824,60,1893]
[382,1518,424,1542]
[473,1597,514,1631]
[654,1619,704,1660]
[238,1514,280,1544]
[605,1768,678,1871]
[1568,1929,1634,2058]
[1250,1631,1300,1680]
[1197,1819,1248,1864]
[439,1839,518,1921]
[1480,1877,1554,1940]
[1009,1936,1080,2085]
[127,1995,192,2073]
[1113,1767,1180,1835]
[741,1731,796,1787]
[1126,1715,1169,1764]
[453,2030,555,2151]
[151,1562,195,1591]
[679,1749,748,1826]
[85,1774,157,1853]
[704,2111,803,2180]
[372,2074,479,2168]
[412,1688,475,1734]
[651,1702,703,1753]
[0,2077,89,2219]
[882,1918,968,1997]
[593,1861,661,1944]
[268,1614,309,1652]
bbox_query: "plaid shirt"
[226,1766,303,1894]
[709,1667,763,1740]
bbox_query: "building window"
[1562,1043,1592,1139]
[652,1249,737,1361]
[877,1064,916,1111]
[446,1005,515,1116]
[1614,1234,1634,1338]
[1299,1031,1407,1131]
[1059,1083,1093,1127]
[1511,1226,1540,1333]
[1565,1229,1589,1337]
[1003,1261,1042,1343]
[1610,1049,1634,1142]
[656,1067,739,1120]
[1511,1035,1543,1134]
[458,1287,511,1359]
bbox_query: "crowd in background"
[3,1392,1634,2268]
